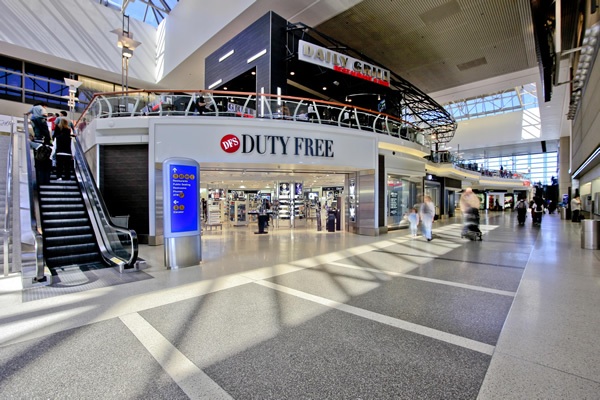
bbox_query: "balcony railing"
[76,90,430,147]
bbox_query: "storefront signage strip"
[221,134,334,158]
[298,39,390,87]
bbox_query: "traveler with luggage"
[531,196,544,226]
[515,197,528,226]
[460,187,482,240]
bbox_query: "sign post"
[162,158,201,268]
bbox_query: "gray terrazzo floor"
[1,212,599,399]
[22,265,153,302]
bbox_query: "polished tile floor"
[0,212,598,399]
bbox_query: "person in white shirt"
[571,195,581,222]
[419,195,435,241]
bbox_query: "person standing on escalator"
[52,118,75,181]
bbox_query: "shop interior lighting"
[247,49,267,63]
[208,79,222,89]
[218,49,235,62]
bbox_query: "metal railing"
[3,124,14,277]
[23,115,46,282]
[76,90,430,147]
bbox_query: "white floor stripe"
[327,261,516,297]
[255,280,495,356]
[120,313,233,400]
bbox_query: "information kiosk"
[162,158,202,268]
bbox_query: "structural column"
[558,136,571,199]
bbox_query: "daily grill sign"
[220,134,334,158]
[298,40,391,87]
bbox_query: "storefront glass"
[425,183,441,217]
[387,175,421,228]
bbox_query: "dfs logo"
[220,134,240,153]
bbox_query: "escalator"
[25,124,141,280]
[39,176,103,268]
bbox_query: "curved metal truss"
[286,22,457,145]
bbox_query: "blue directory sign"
[163,158,200,237]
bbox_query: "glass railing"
[72,137,138,270]
[428,151,529,180]
[77,90,430,148]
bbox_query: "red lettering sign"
[220,134,240,153]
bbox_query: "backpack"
[516,200,526,209]
[35,144,51,161]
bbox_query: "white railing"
[77,90,430,147]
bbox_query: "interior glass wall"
[465,152,558,185]
[387,175,421,228]
[424,183,441,217]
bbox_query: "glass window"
[444,84,539,122]
[387,175,421,228]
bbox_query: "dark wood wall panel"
[100,145,149,242]
[205,12,274,93]
[269,12,289,94]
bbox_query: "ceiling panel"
[315,0,536,93]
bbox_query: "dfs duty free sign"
[220,134,334,158]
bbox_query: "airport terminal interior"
[0,0,600,399]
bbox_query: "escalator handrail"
[3,121,14,277]
[23,115,46,281]
[71,136,138,268]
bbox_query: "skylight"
[97,0,179,27]
[443,84,539,122]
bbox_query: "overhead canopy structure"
[285,22,457,145]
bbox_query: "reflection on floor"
[0,212,599,399]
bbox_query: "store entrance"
[199,169,349,233]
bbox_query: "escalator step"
[45,242,98,256]
[41,184,78,190]
[44,226,94,236]
[46,253,103,268]
[44,234,95,245]
[43,219,90,228]
[41,204,85,210]
[42,212,87,220]
[40,196,83,204]
[39,191,81,197]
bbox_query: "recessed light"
[323,87,327,90]
[290,71,295,75]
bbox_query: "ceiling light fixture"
[247,49,267,63]
[218,49,235,62]
[208,79,222,89]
